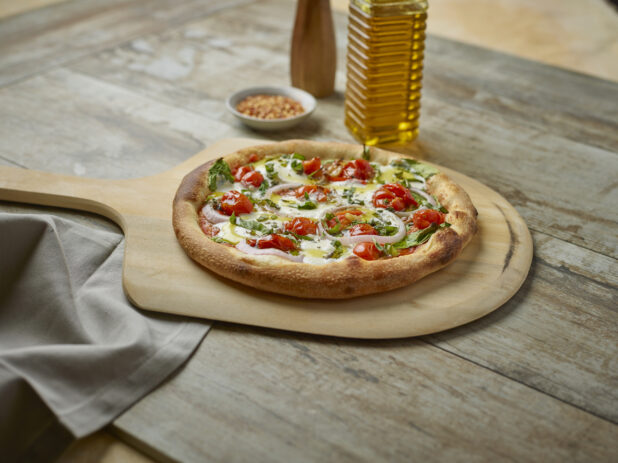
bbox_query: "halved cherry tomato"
[349,223,377,236]
[326,209,363,229]
[353,242,381,260]
[285,217,318,236]
[295,185,330,202]
[233,165,253,182]
[247,234,297,252]
[342,159,374,181]
[220,190,253,216]
[398,246,417,256]
[325,159,374,182]
[241,170,264,188]
[383,183,416,206]
[412,209,445,229]
[248,153,260,163]
[372,183,417,211]
[302,157,321,175]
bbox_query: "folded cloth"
[0,213,211,462]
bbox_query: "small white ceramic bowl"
[226,86,317,131]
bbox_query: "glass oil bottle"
[345,0,428,145]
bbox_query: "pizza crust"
[172,140,478,299]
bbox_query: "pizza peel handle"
[0,165,131,228]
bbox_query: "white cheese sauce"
[207,153,440,264]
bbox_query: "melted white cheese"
[207,153,440,264]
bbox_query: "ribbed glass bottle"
[345,0,428,145]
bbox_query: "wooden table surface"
[1,0,617,461]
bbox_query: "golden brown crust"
[172,140,478,299]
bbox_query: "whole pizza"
[173,140,477,299]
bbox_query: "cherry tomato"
[241,170,264,188]
[398,246,417,256]
[372,183,417,211]
[233,165,253,182]
[383,183,416,207]
[220,190,253,216]
[353,242,381,260]
[372,189,398,210]
[248,153,259,163]
[248,234,297,252]
[326,209,363,229]
[302,157,321,175]
[284,217,318,236]
[295,185,330,202]
[349,223,377,236]
[342,159,374,181]
[412,209,445,229]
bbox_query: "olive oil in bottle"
[345,0,428,145]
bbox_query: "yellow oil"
[345,0,428,146]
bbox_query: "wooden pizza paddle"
[0,138,533,339]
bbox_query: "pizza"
[173,140,477,299]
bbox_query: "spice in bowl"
[236,94,305,120]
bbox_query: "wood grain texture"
[113,324,618,463]
[0,0,258,87]
[0,0,616,460]
[0,138,532,339]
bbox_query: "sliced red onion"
[235,240,304,263]
[265,183,302,197]
[319,207,406,245]
[202,203,228,224]
[395,206,428,218]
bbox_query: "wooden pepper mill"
[290,0,336,98]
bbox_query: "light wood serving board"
[0,138,532,339]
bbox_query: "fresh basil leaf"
[285,231,314,241]
[326,240,345,259]
[326,223,342,235]
[369,218,398,236]
[393,222,449,249]
[343,187,364,205]
[231,214,272,234]
[211,236,234,244]
[258,179,270,195]
[208,158,235,191]
[255,198,280,210]
[296,201,317,210]
[391,158,439,179]
[292,152,306,161]
[291,159,304,173]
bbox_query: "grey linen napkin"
[0,213,211,462]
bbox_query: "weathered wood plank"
[423,37,618,153]
[0,0,614,425]
[0,0,257,87]
[427,228,618,422]
[70,0,348,142]
[415,96,618,258]
[113,324,617,463]
[0,68,239,178]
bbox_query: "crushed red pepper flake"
[236,94,305,120]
